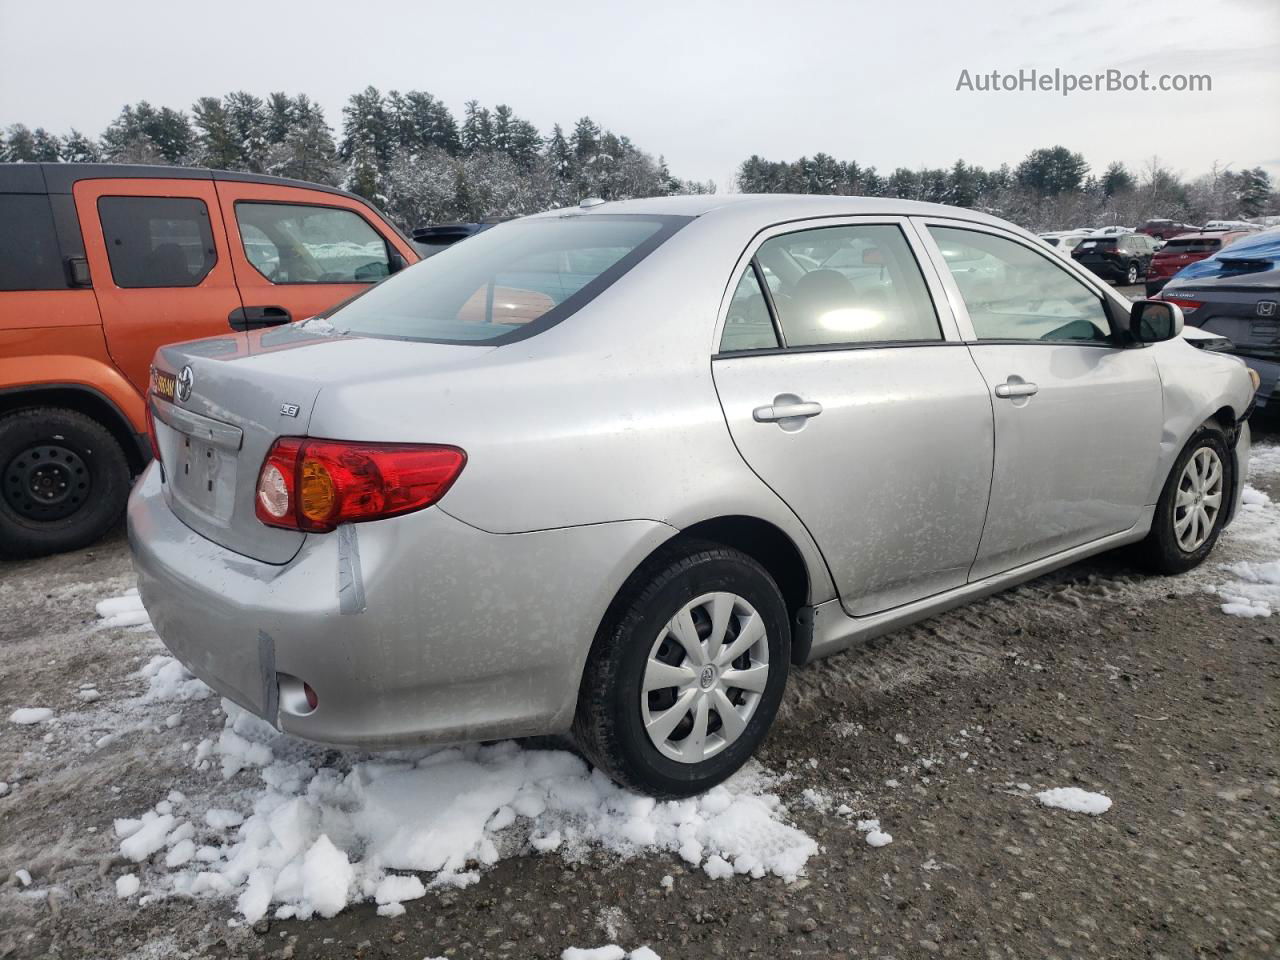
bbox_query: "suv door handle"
[994,380,1039,399]
[753,399,823,422]
[229,305,292,331]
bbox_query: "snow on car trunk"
[101,646,817,923]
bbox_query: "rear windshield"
[329,214,688,344]
[1162,238,1221,254]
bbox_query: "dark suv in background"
[1138,219,1199,242]
[1072,232,1159,285]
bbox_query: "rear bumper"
[1076,259,1130,283]
[127,462,674,748]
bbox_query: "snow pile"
[1036,787,1112,815]
[136,655,213,703]
[117,699,816,922]
[855,818,893,847]
[95,589,152,629]
[1207,480,1280,618]
[563,948,661,960]
[8,707,54,725]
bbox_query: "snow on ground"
[1036,787,1112,815]
[94,588,152,629]
[8,708,54,725]
[1160,442,1280,618]
[563,947,661,960]
[90,597,817,925]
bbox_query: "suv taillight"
[255,438,466,532]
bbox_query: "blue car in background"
[1160,229,1280,417]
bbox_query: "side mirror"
[1130,299,1184,343]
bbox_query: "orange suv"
[0,163,419,558]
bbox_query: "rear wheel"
[573,543,791,798]
[1136,422,1233,574]
[0,408,130,559]
[1125,261,1140,285]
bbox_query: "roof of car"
[1159,231,1238,243]
[526,193,1020,231]
[0,162,359,201]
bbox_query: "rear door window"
[750,224,941,347]
[720,265,780,352]
[97,196,216,288]
[0,194,65,291]
[234,202,391,284]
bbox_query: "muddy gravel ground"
[2,430,1278,960]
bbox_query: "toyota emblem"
[176,365,194,403]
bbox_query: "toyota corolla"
[129,195,1258,798]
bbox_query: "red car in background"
[1138,219,1200,242]
[1144,230,1249,295]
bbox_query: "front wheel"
[1136,422,1233,574]
[573,543,791,798]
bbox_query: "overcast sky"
[2,0,1276,189]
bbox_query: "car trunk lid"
[151,326,493,563]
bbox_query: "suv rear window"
[1162,238,1221,254]
[328,215,688,345]
[0,194,65,291]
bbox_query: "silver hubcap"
[640,592,769,764]
[1174,446,1223,552]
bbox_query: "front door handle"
[753,398,823,423]
[994,380,1039,399]
[229,305,293,331]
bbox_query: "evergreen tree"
[61,129,101,163]
[1015,146,1089,196]
[1101,162,1135,197]
[192,97,239,169]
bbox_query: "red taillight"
[254,438,466,533]
[1163,296,1203,315]
[145,400,162,463]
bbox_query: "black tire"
[1135,422,1234,574]
[573,541,791,798]
[0,408,131,559]
[1126,261,1140,285]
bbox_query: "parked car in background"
[1093,225,1133,236]
[1204,220,1263,233]
[1145,231,1250,295]
[129,194,1255,797]
[1072,232,1160,285]
[410,217,514,259]
[1160,228,1280,416]
[1038,230,1091,257]
[0,163,418,558]
[1138,219,1199,242]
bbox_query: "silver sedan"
[129,195,1258,797]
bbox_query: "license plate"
[171,432,232,517]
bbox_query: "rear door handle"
[994,380,1039,399]
[229,305,292,331]
[753,399,823,422]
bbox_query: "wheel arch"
[590,514,817,670]
[0,383,149,474]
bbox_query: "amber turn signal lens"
[299,458,337,523]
